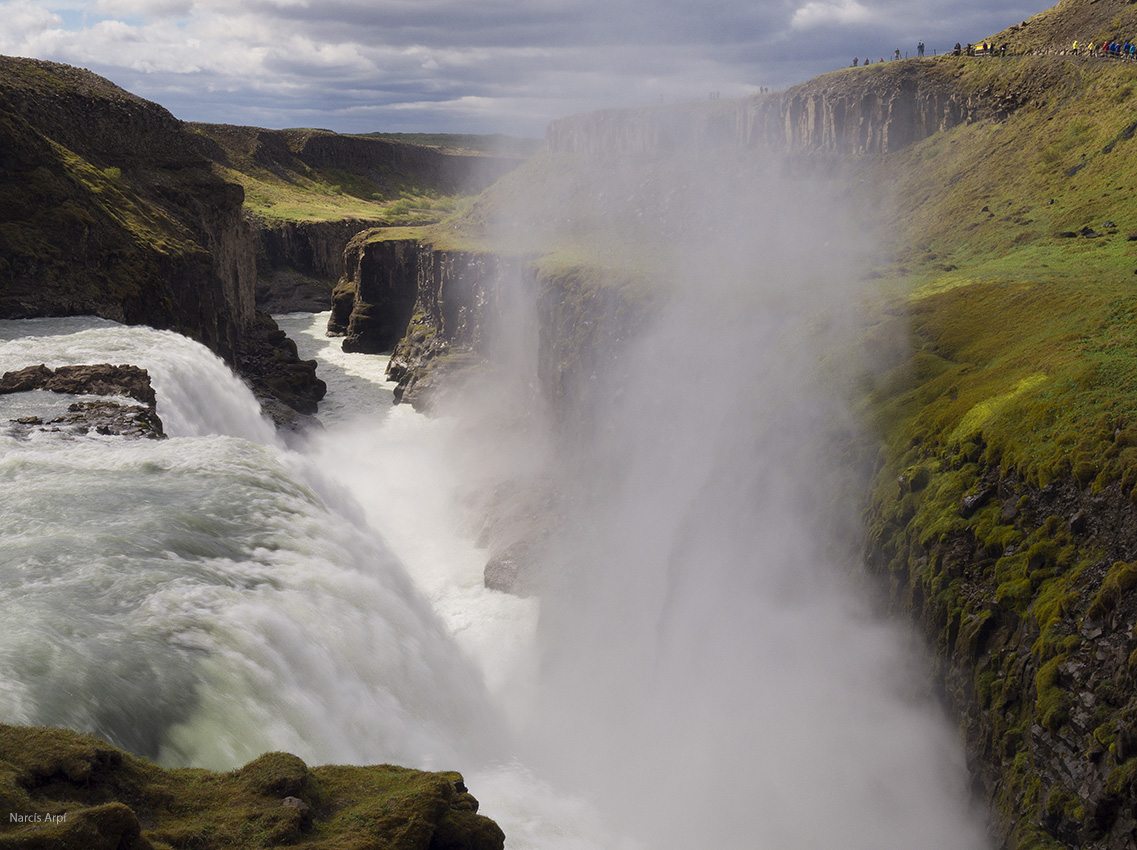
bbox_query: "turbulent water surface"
[0,300,991,849]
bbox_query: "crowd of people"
[852,36,1137,69]
[1071,39,1137,58]
[853,41,1008,66]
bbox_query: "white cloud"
[0,0,1055,134]
[0,0,62,48]
[791,0,873,29]
[94,0,194,17]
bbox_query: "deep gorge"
[5,41,1137,850]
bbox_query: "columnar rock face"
[331,234,537,406]
[329,235,421,353]
[255,218,386,313]
[547,60,1024,158]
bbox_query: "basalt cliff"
[0,56,324,421]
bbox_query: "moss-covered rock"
[0,725,504,850]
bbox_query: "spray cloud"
[429,139,992,849]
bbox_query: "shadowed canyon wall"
[0,56,325,417]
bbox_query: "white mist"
[435,151,994,849]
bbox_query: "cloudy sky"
[1,0,1051,137]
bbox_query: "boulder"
[1,364,165,438]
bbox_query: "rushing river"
[0,304,992,849]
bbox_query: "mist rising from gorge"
[428,148,993,849]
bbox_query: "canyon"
[6,5,1137,844]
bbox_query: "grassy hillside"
[190,124,466,226]
[859,52,1137,495]
[848,51,1137,850]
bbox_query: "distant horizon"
[1,0,1052,136]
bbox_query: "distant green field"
[357,132,543,158]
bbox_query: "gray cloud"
[0,0,1053,135]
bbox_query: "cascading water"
[0,314,616,848]
[0,190,993,850]
[0,317,501,773]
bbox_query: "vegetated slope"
[848,53,1137,850]
[983,0,1137,54]
[190,123,523,226]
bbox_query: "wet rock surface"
[0,364,156,405]
[870,462,1137,850]
[1,364,166,438]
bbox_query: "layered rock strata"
[547,58,1032,158]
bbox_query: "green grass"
[356,132,542,158]
[213,163,457,225]
[192,125,470,225]
[866,57,1137,280]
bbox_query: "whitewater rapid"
[0,308,992,850]
[0,314,619,849]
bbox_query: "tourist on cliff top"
[917,41,925,57]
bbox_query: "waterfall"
[0,297,991,849]
[0,317,500,771]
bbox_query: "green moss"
[0,725,503,850]
[1088,561,1137,620]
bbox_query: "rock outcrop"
[0,724,505,850]
[330,234,543,408]
[0,363,156,405]
[329,235,422,354]
[0,363,165,438]
[0,56,324,418]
